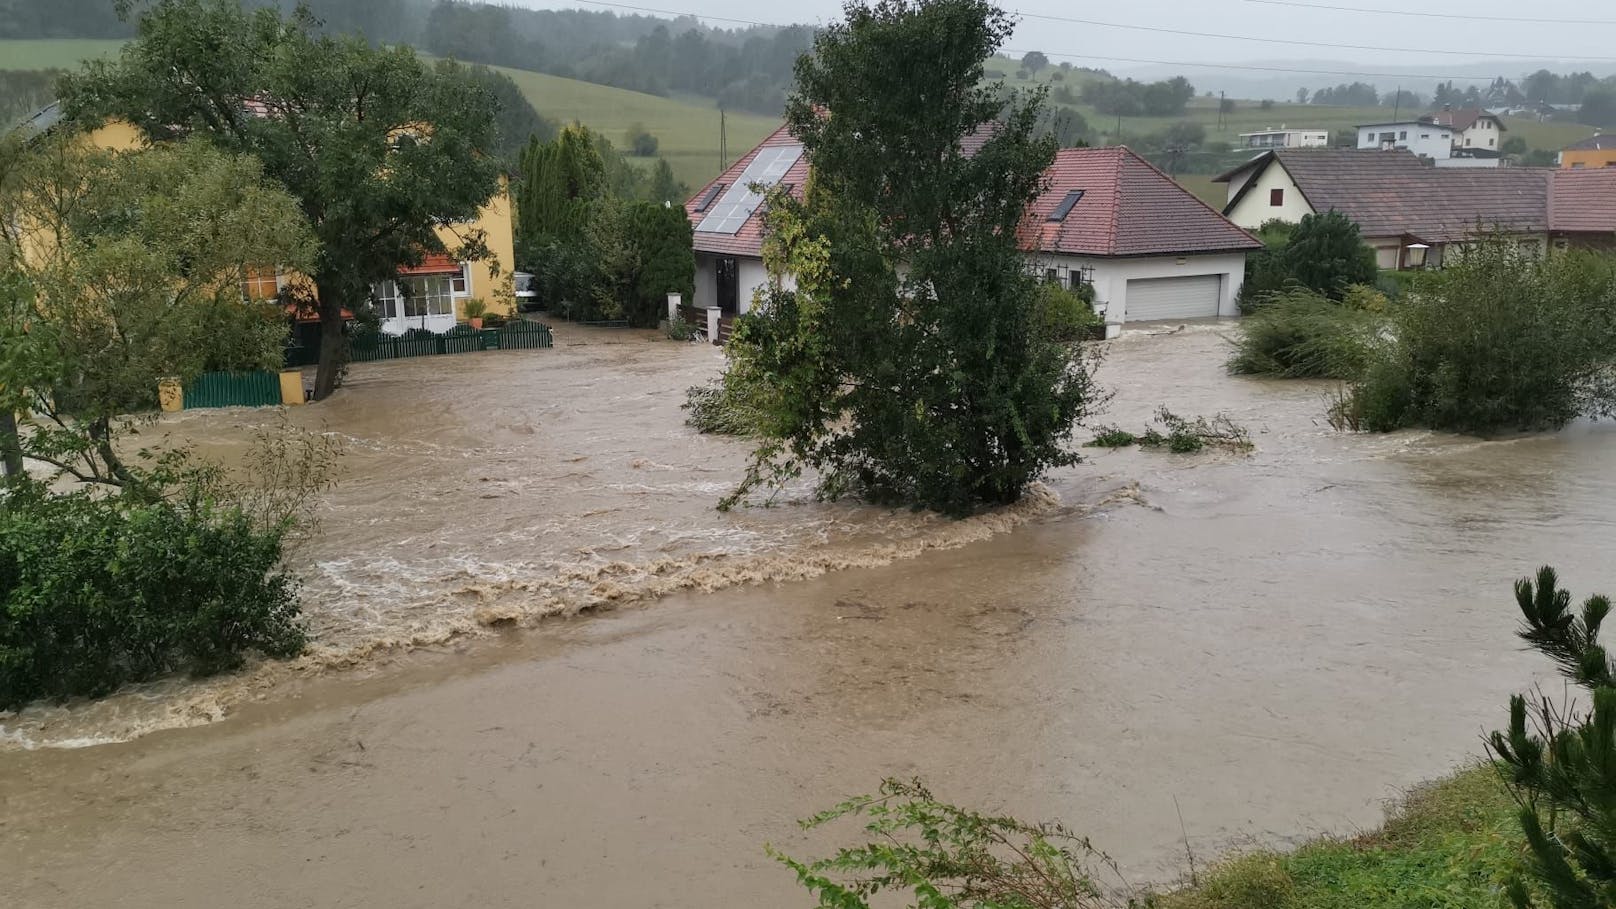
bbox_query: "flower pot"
[468,317,484,330]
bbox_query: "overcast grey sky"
[517,0,1616,82]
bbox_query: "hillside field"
[0,39,125,70]
[487,64,781,191]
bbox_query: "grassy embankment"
[1157,764,1525,909]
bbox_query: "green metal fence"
[183,370,281,409]
[344,322,553,364]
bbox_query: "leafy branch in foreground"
[769,777,1134,909]
[1486,567,1616,909]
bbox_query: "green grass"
[486,64,781,191]
[1155,764,1526,909]
[0,39,126,70]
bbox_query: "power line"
[553,0,1512,81]
[1007,47,1503,81]
[1016,11,1616,62]
[1244,0,1616,26]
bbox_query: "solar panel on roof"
[1048,190,1085,222]
[695,144,804,234]
[693,183,725,212]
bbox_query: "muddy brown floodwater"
[4,323,1615,907]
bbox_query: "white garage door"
[1124,275,1222,322]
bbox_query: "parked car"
[514,271,539,312]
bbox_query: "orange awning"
[397,253,462,275]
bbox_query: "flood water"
[3,323,1614,907]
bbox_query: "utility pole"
[719,108,728,170]
[1218,90,1225,130]
[1115,110,1122,144]
[1392,84,1401,122]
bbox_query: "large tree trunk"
[0,409,22,478]
[312,286,347,401]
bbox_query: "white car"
[513,271,539,312]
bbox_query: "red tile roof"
[1024,146,1260,257]
[689,132,1258,261]
[1549,168,1616,233]
[685,123,806,258]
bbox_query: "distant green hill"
[0,39,125,70]
[483,64,780,191]
[0,39,777,192]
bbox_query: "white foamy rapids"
[0,481,1106,751]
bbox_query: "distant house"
[1213,148,1616,269]
[1561,133,1616,169]
[684,129,1260,327]
[1355,120,1456,161]
[1427,107,1507,158]
[1237,127,1329,150]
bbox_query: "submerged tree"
[716,0,1100,516]
[62,0,503,400]
[0,133,313,490]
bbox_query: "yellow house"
[1561,134,1616,170]
[20,103,517,335]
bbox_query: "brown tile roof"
[1549,168,1616,233]
[1024,146,1260,257]
[1564,134,1616,151]
[1225,149,1569,243]
[1427,109,1504,132]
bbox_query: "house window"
[241,268,280,302]
[1489,138,1495,147]
[1044,267,1059,284]
[1420,133,1430,139]
[1269,188,1284,206]
[375,275,455,322]
[451,263,469,296]
[1399,130,1407,140]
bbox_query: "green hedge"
[0,491,305,707]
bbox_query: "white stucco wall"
[1039,252,1248,323]
[1224,162,1312,229]
[693,251,790,315]
[694,253,718,309]
[1356,124,1453,159]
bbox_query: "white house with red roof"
[1022,147,1261,323]
[684,130,1260,327]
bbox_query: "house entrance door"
[716,257,739,314]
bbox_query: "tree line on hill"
[3,0,813,116]
[1298,72,1616,127]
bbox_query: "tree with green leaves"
[1280,210,1378,300]
[515,124,606,263]
[1489,567,1616,909]
[646,158,686,204]
[714,0,1100,516]
[623,201,694,326]
[1,132,314,490]
[61,0,503,400]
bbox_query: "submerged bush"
[1228,287,1385,379]
[1341,240,1616,434]
[683,379,763,436]
[0,489,305,707]
[1037,280,1104,342]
